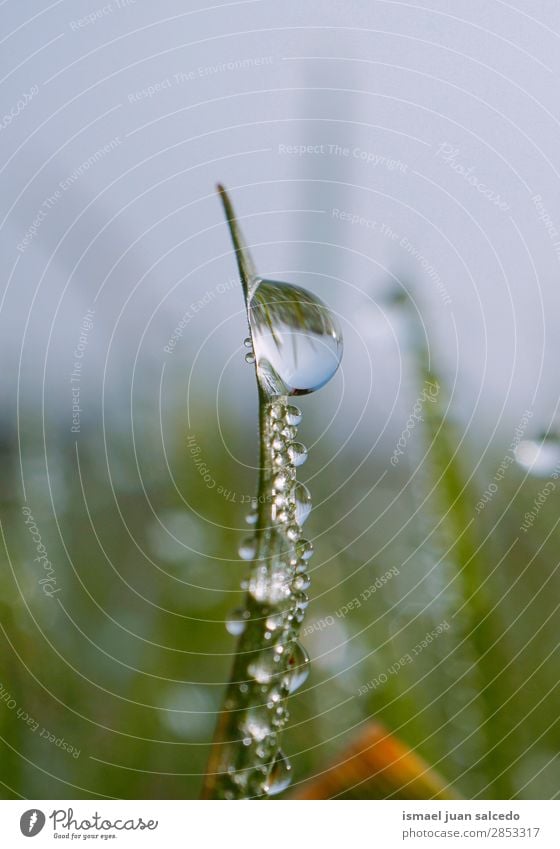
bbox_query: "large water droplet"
[294,482,312,525]
[248,279,343,397]
[264,749,292,796]
[285,641,310,693]
[515,433,560,477]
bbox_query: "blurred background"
[1,0,560,799]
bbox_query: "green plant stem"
[202,386,304,799]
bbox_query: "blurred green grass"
[1,336,560,800]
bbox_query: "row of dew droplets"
[228,398,312,797]
[216,185,342,798]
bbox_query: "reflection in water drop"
[285,641,310,693]
[285,404,302,426]
[264,749,292,796]
[288,442,308,467]
[248,279,343,397]
[515,434,560,477]
[292,572,310,592]
[294,482,312,525]
[297,539,314,561]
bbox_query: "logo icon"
[20,810,46,837]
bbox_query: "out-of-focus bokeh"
[1,0,560,799]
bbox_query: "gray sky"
[1,0,560,459]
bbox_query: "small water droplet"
[288,442,308,466]
[241,709,271,742]
[285,404,302,426]
[297,539,314,561]
[244,337,253,347]
[226,607,248,636]
[264,749,292,796]
[245,351,256,364]
[270,402,285,420]
[271,435,285,451]
[515,433,560,477]
[248,651,281,684]
[267,690,282,709]
[266,612,284,631]
[249,564,290,604]
[292,572,310,592]
[274,492,288,508]
[294,591,309,611]
[285,642,310,693]
[273,472,289,491]
[238,537,257,560]
[294,482,312,525]
[286,524,301,542]
[249,279,343,397]
[245,510,258,525]
[273,451,290,468]
[281,425,297,441]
